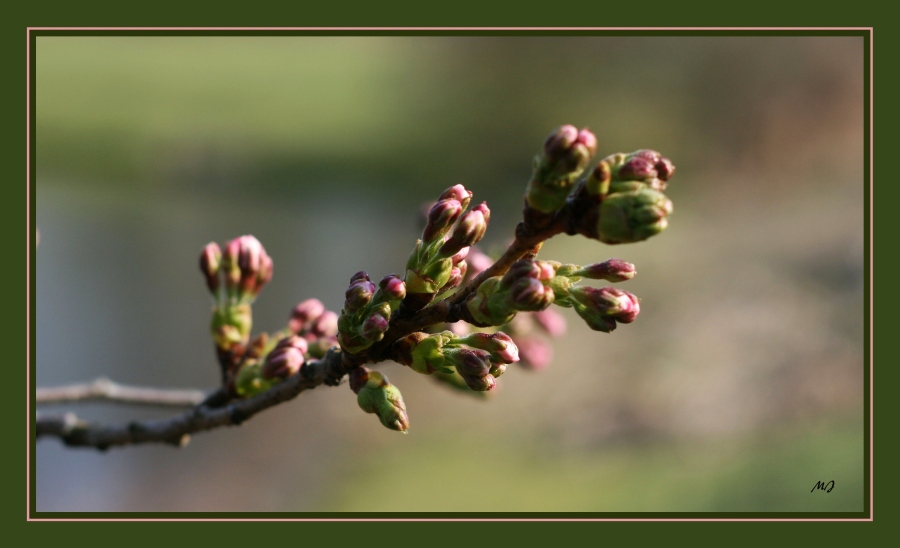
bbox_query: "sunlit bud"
[440,202,491,257]
[361,310,390,341]
[501,259,541,287]
[509,277,554,311]
[379,274,407,301]
[438,184,473,210]
[393,331,451,375]
[345,276,377,314]
[199,242,222,294]
[222,237,242,291]
[423,199,463,243]
[450,246,469,265]
[237,235,264,295]
[444,261,468,291]
[350,368,409,432]
[453,331,520,364]
[572,259,636,282]
[595,188,673,244]
[489,363,507,377]
[526,125,598,214]
[288,298,326,333]
[571,286,641,332]
[261,335,308,379]
[531,308,567,337]
[257,252,273,290]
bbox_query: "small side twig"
[35,349,345,450]
[36,377,208,407]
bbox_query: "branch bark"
[35,348,345,450]
[36,377,208,407]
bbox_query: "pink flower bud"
[288,299,326,333]
[361,311,390,341]
[199,242,222,294]
[577,259,636,282]
[261,335,308,379]
[423,199,463,243]
[379,274,407,301]
[454,349,492,378]
[438,184,473,205]
[462,373,496,392]
[509,278,554,311]
[450,246,469,265]
[311,310,339,337]
[345,277,376,313]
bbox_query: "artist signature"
[811,480,835,493]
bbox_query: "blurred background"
[34,35,865,512]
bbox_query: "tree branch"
[35,348,346,450]
[36,377,208,407]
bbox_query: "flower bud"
[379,274,407,301]
[350,368,409,432]
[438,184,473,210]
[311,310,339,337]
[442,261,467,292]
[595,188,673,244]
[462,373,496,392]
[344,276,377,314]
[453,331,520,365]
[423,198,463,244]
[570,286,640,332]
[261,335,308,379]
[199,242,222,294]
[288,298,326,334]
[360,309,390,341]
[526,126,598,213]
[219,235,272,300]
[439,202,491,257]
[393,331,451,375]
[572,259,636,282]
[509,277,554,311]
[452,348,492,378]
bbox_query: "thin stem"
[36,378,208,408]
[35,349,345,450]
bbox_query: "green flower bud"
[350,368,409,432]
[595,188,673,244]
[234,361,277,397]
[393,331,453,374]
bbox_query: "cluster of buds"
[525,124,598,215]
[569,148,675,244]
[288,299,339,358]
[404,184,490,310]
[338,272,407,354]
[233,335,310,397]
[392,330,519,392]
[521,125,675,246]
[349,367,409,432]
[463,259,559,327]
[549,258,640,333]
[199,236,273,378]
